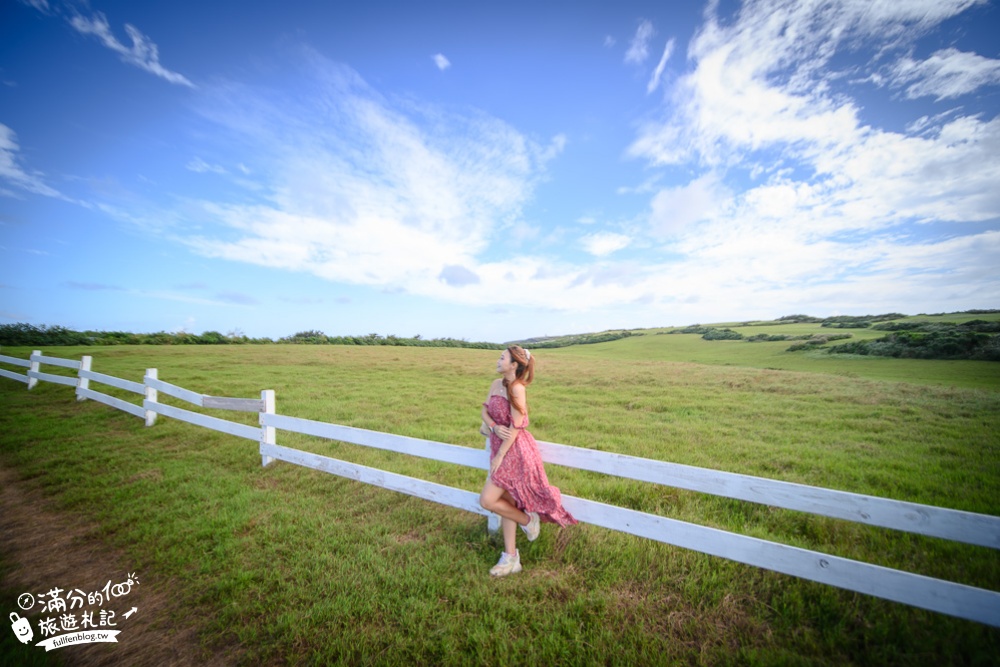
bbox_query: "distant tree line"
[0,323,503,350]
[510,330,638,348]
[278,330,503,349]
[774,310,999,328]
[776,313,907,327]
[666,325,853,346]
[664,314,1000,361]
[0,323,642,350]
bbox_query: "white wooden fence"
[2,348,998,628]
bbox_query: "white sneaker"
[521,512,540,542]
[489,550,522,577]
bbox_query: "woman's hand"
[490,455,503,477]
[494,425,513,440]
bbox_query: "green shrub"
[702,328,744,341]
[828,330,1000,361]
[0,323,91,346]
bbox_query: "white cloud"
[617,0,999,321]
[629,0,1000,225]
[507,220,541,244]
[432,53,451,71]
[581,232,631,256]
[0,123,63,198]
[186,157,227,174]
[540,133,567,162]
[649,173,729,237]
[178,55,552,303]
[439,265,480,286]
[647,38,675,94]
[19,0,50,13]
[625,20,655,65]
[69,11,194,87]
[889,48,1000,100]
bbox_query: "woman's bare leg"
[480,480,529,539]
[501,516,518,555]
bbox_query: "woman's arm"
[490,427,518,475]
[508,384,526,428]
[481,379,502,433]
[491,385,527,474]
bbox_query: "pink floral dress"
[484,394,577,527]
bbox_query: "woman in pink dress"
[479,345,577,576]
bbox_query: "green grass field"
[1,326,998,664]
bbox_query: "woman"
[479,345,577,576]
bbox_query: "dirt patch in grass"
[0,465,239,666]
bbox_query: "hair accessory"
[524,349,531,361]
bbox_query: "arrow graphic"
[123,607,138,619]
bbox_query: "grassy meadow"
[1,321,999,665]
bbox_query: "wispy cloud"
[64,281,125,291]
[214,291,259,306]
[581,232,631,256]
[68,11,194,87]
[18,0,50,13]
[141,290,252,307]
[186,157,227,174]
[177,52,552,303]
[887,48,1000,100]
[280,296,325,305]
[619,0,1000,319]
[625,20,655,65]
[432,53,451,71]
[647,38,675,94]
[0,123,63,199]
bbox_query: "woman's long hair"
[503,345,534,415]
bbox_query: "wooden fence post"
[27,350,41,390]
[261,389,275,467]
[486,437,500,535]
[144,369,158,427]
[77,355,92,401]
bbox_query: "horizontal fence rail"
[261,442,489,517]
[0,354,31,368]
[534,440,1000,550]
[0,353,30,384]
[2,347,998,628]
[145,375,205,407]
[80,368,145,395]
[144,400,261,440]
[32,353,81,369]
[561,496,1000,627]
[77,387,147,419]
[261,413,487,470]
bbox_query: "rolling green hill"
[533,312,1000,390]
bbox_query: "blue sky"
[2,0,999,342]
